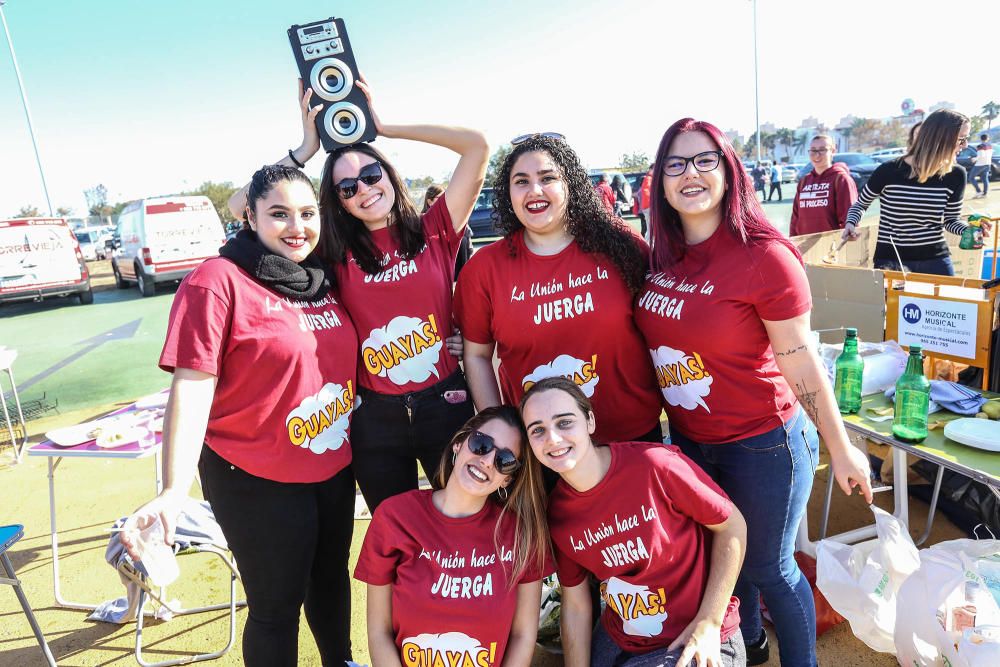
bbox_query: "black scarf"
[219,230,330,301]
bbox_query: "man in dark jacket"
[789,135,858,236]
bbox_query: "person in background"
[639,167,653,241]
[611,174,630,217]
[751,162,767,201]
[844,109,988,276]
[125,165,359,666]
[520,378,747,667]
[767,161,783,202]
[424,183,473,278]
[595,172,616,215]
[638,117,874,666]
[969,132,993,199]
[355,406,549,667]
[789,135,857,236]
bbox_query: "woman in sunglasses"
[636,118,874,666]
[230,80,488,513]
[127,164,358,666]
[454,133,662,447]
[519,377,747,667]
[354,405,550,667]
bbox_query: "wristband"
[288,149,305,169]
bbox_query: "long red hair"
[649,118,801,269]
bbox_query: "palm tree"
[983,101,1000,130]
[775,128,795,161]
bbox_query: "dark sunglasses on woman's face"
[511,131,566,145]
[336,162,384,199]
[466,430,521,476]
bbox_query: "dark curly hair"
[492,136,646,294]
[315,143,426,275]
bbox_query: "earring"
[451,450,457,465]
[497,486,508,501]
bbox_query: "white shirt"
[975,143,994,167]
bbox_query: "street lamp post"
[1,0,54,216]
[752,0,761,163]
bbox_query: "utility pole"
[752,0,761,163]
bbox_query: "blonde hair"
[903,109,968,183]
[433,406,550,585]
[810,134,835,148]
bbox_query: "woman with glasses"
[354,406,550,667]
[520,377,747,667]
[636,118,874,666]
[844,109,985,276]
[230,80,488,513]
[454,133,662,447]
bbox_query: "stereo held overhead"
[287,17,376,151]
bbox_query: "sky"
[1,0,998,217]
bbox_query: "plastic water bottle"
[834,328,864,414]
[892,345,930,443]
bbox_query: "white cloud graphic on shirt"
[603,577,669,638]
[400,632,496,667]
[522,353,600,397]
[360,315,443,385]
[285,382,354,454]
[650,345,712,412]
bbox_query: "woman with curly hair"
[636,118,874,666]
[454,133,662,444]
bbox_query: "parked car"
[956,145,1000,181]
[798,152,880,191]
[868,147,907,162]
[112,195,226,297]
[782,164,803,183]
[467,187,498,240]
[0,217,93,305]
[624,171,647,216]
[72,228,105,261]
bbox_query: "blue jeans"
[671,407,819,667]
[969,164,990,195]
[591,622,745,667]
[874,255,955,276]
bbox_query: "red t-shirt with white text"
[159,257,358,482]
[634,227,811,443]
[354,490,544,667]
[549,442,739,653]
[454,230,662,442]
[333,196,462,394]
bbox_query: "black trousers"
[351,370,474,513]
[768,182,782,201]
[199,446,355,667]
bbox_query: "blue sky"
[2,0,998,216]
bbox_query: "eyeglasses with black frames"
[662,150,723,177]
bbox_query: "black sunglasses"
[511,131,566,145]
[335,162,384,199]
[466,430,521,476]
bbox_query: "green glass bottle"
[892,345,930,443]
[834,328,864,414]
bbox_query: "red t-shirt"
[333,196,462,394]
[454,230,662,442]
[159,257,358,483]
[549,442,739,653]
[634,227,811,443]
[354,490,544,667]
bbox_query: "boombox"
[287,17,377,151]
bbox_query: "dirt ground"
[1,405,967,667]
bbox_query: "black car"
[956,145,1000,181]
[798,152,879,191]
[467,187,499,240]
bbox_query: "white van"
[0,218,93,305]
[112,196,226,297]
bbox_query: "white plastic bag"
[894,539,1000,666]
[816,505,920,653]
[818,339,907,396]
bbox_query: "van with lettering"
[0,217,93,305]
[112,195,225,297]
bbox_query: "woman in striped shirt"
[844,109,983,276]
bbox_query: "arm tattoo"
[774,343,808,357]
[794,379,821,431]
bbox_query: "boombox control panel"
[288,17,376,150]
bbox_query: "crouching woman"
[520,377,747,667]
[354,406,550,667]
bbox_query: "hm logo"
[902,304,922,324]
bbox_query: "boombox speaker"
[287,17,377,151]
